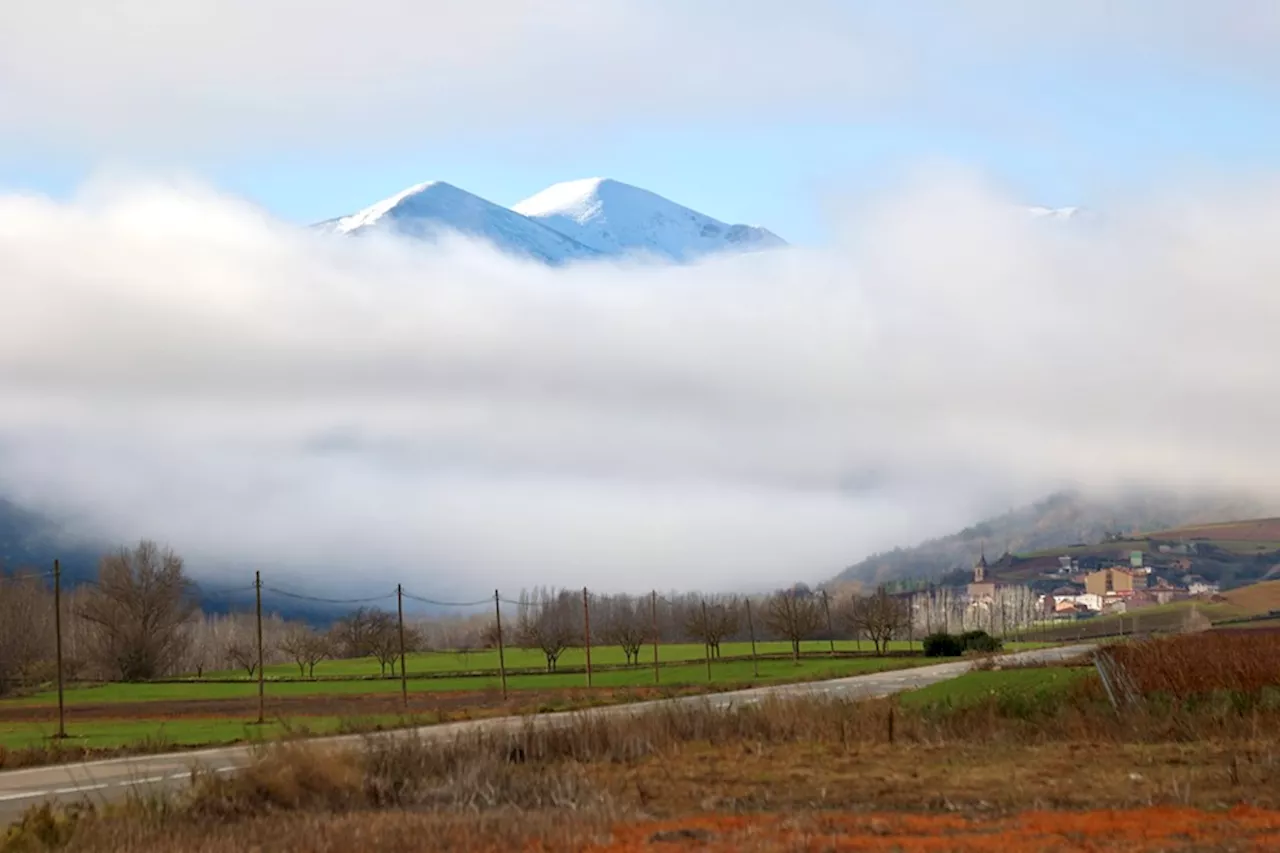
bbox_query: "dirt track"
[0,686,690,724]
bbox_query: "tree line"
[4,538,1043,695]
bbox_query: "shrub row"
[922,630,1003,657]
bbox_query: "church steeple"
[974,547,987,583]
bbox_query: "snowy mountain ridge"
[315,177,788,265]
[512,177,787,263]
[312,180,600,265]
[315,176,1081,266]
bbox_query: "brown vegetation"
[1107,630,1280,697]
[10,648,1280,851]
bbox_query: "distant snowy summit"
[1027,205,1083,220]
[312,181,599,265]
[315,177,787,265]
[513,177,786,263]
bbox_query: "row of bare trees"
[3,538,926,697]
[501,584,913,671]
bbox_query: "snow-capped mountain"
[314,181,600,265]
[1027,205,1085,220]
[513,177,787,263]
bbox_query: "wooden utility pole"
[745,597,759,678]
[53,559,66,739]
[493,590,508,699]
[397,584,408,710]
[255,570,265,725]
[701,600,713,681]
[582,587,593,688]
[821,590,836,656]
[650,591,660,685]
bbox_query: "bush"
[923,632,964,657]
[922,631,1003,657]
[960,630,1003,653]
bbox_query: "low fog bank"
[2,172,1279,597]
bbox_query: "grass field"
[8,655,931,708]
[204,639,965,680]
[899,666,1090,710]
[0,655,945,752]
[14,639,1280,853]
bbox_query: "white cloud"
[3,171,1280,597]
[5,1,1280,154]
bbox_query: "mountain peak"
[316,179,599,265]
[513,178,786,262]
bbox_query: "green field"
[10,655,933,707]
[899,666,1091,710]
[216,640,960,680]
[0,655,959,752]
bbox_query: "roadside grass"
[6,655,934,708]
[899,666,1091,711]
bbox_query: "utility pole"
[821,590,836,656]
[582,587,593,688]
[53,559,66,739]
[494,590,508,699]
[650,591,660,685]
[745,597,759,678]
[397,584,408,710]
[701,599,712,682]
[255,570,265,725]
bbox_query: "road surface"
[0,643,1092,825]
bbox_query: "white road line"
[0,790,49,802]
[52,784,107,795]
[125,775,167,785]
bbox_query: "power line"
[401,591,492,608]
[263,586,396,605]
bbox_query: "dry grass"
[9,663,1280,851]
[1107,631,1280,697]
[1222,579,1280,614]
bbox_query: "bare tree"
[76,541,198,681]
[516,588,579,672]
[0,569,55,695]
[330,607,378,659]
[600,595,648,665]
[361,610,405,675]
[223,639,259,677]
[278,624,332,677]
[684,597,740,659]
[764,590,823,661]
[846,586,909,656]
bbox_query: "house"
[1050,592,1103,612]
[1188,579,1221,597]
[1085,567,1138,597]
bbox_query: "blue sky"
[4,2,1280,245]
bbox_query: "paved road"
[0,643,1093,825]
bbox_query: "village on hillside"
[890,518,1280,637]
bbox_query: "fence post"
[494,590,509,700]
[397,584,408,710]
[582,587,593,688]
[53,559,66,740]
[701,599,712,682]
[821,589,836,656]
[255,570,265,725]
[745,597,759,678]
[651,591,660,685]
